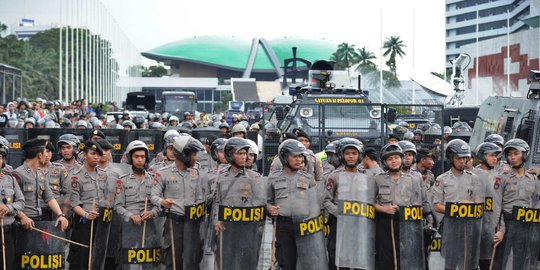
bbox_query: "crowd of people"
[0,112,536,269]
[0,98,264,133]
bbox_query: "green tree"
[355,47,377,74]
[383,35,406,76]
[0,22,7,36]
[214,91,232,112]
[330,42,359,70]
[142,65,168,77]
[0,27,119,101]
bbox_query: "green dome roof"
[142,36,338,71]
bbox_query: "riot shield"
[480,174,497,262]
[127,129,163,161]
[494,206,540,270]
[100,129,128,162]
[285,187,328,270]
[334,172,375,269]
[428,234,444,270]
[398,206,425,269]
[90,207,114,270]
[215,174,266,270]
[120,217,165,270]
[0,128,26,168]
[192,127,221,143]
[183,202,206,269]
[442,202,483,269]
[217,205,266,270]
[16,221,67,269]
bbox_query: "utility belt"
[166,213,185,222]
[1,223,13,232]
[276,215,292,223]
[504,206,540,223]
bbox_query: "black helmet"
[398,140,417,156]
[503,138,530,161]
[133,116,145,127]
[210,138,228,162]
[337,137,363,165]
[219,122,230,129]
[125,140,149,165]
[223,137,251,165]
[280,132,298,142]
[484,134,504,148]
[324,141,338,154]
[445,139,471,161]
[292,128,311,142]
[278,139,307,167]
[413,129,424,136]
[476,142,502,165]
[172,135,204,165]
[380,143,404,164]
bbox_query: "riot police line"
[0,124,538,270]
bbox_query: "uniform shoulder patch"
[115,179,123,194]
[494,177,502,190]
[326,177,335,190]
[153,172,160,185]
[71,175,79,188]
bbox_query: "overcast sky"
[0,0,446,79]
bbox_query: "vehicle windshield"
[297,102,371,118]
[163,98,195,113]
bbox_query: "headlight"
[370,108,381,119]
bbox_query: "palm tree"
[383,36,406,76]
[331,42,359,70]
[355,47,377,73]
[0,22,7,36]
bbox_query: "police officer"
[267,139,328,269]
[269,130,324,182]
[68,141,111,269]
[0,140,24,270]
[55,134,82,173]
[213,138,265,269]
[361,147,384,177]
[196,135,218,174]
[203,138,228,254]
[148,130,180,173]
[374,143,429,269]
[77,129,107,164]
[150,135,206,270]
[37,146,69,220]
[246,139,259,172]
[492,139,540,269]
[115,140,158,222]
[484,134,505,172]
[433,139,484,270]
[230,124,247,138]
[95,138,126,180]
[473,142,502,270]
[94,138,128,269]
[218,123,230,138]
[0,136,14,174]
[323,137,375,270]
[411,148,437,268]
[316,141,341,180]
[114,140,160,266]
[14,138,69,231]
